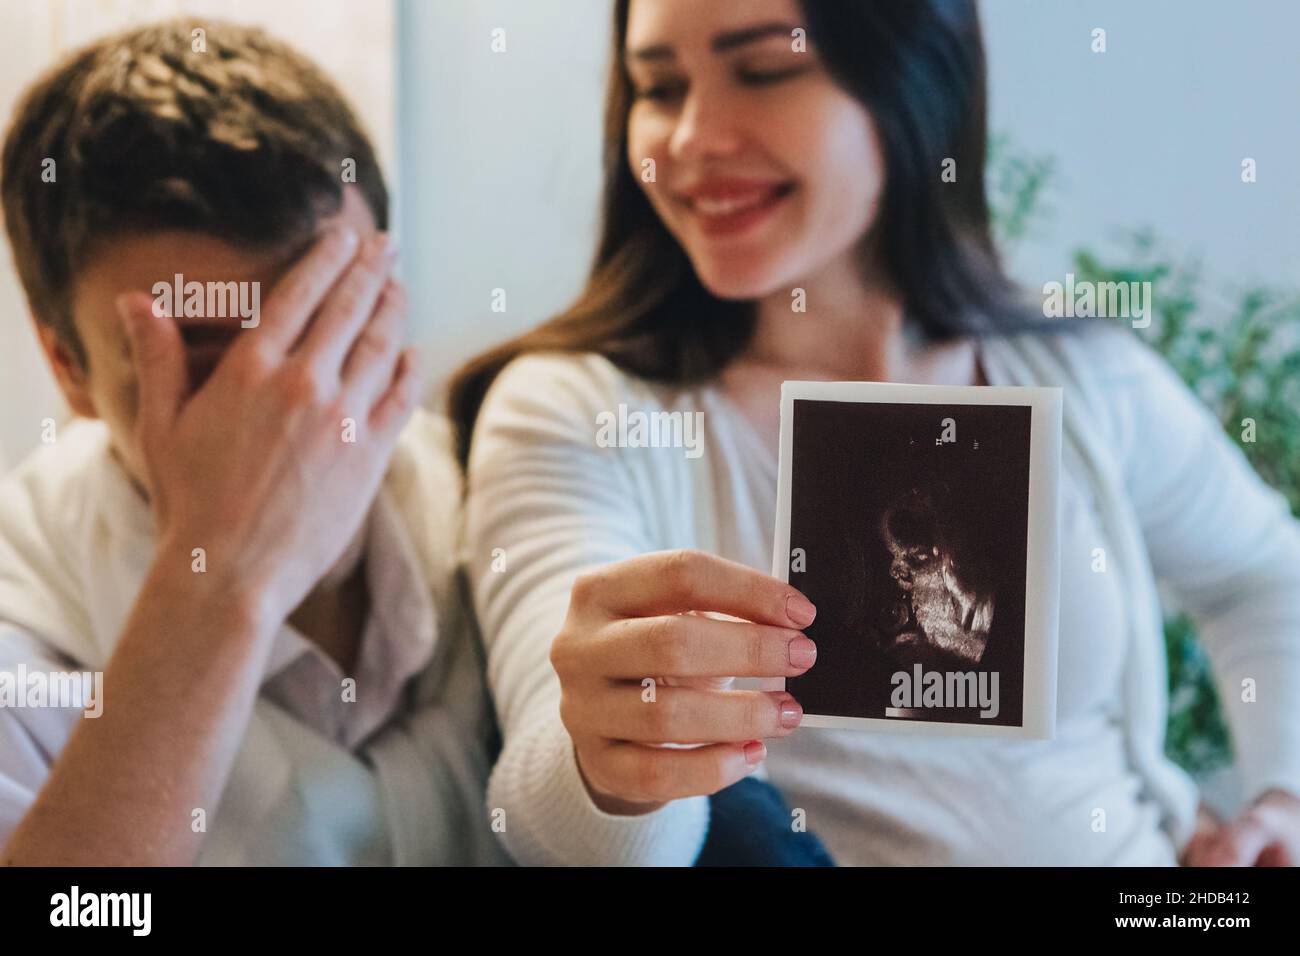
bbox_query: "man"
[0,18,506,865]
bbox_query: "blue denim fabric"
[696,777,836,867]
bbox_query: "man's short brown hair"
[0,17,388,366]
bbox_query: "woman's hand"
[118,226,422,630]
[1182,789,1300,866]
[550,549,818,815]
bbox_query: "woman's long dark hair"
[449,0,1063,465]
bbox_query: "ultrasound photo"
[773,381,1062,738]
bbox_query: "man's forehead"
[79,231,290,295]
[75,187,378,308]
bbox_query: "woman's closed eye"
[633,78,687,102]
[631,61,815,103]
[737,63,815,87]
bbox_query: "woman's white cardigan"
[465,324,1300,866]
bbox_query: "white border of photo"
[772,379,1062,740]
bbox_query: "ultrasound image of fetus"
[875,487,995,669]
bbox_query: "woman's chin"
[693,259,793,301]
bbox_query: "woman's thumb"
[116,291,185,437]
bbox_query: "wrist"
[147,536,281,638]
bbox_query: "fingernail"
[786,593,816,627]
[335,226,359,250]
[779,697,803,729]
[743,740,766,765]
[789,637,817,669]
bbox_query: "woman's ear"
[34,322,98,419]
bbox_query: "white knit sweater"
[465,324,1300,866]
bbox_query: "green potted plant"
[989,140,1300,779]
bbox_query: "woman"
[451,0,1300,865]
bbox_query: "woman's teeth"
[692,193,772,216]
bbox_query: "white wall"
[981,0,1300,290]
[396,0,611,401]
[0,0,395,468]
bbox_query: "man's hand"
[1182,789,1300,866]
[118,226,421,628]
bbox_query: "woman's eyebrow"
[711,21,798,53]
[625,21,799,63]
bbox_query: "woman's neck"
[741,254,978,387]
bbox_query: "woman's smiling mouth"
[677,179,796,238]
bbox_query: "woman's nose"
[668,89,744,162]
